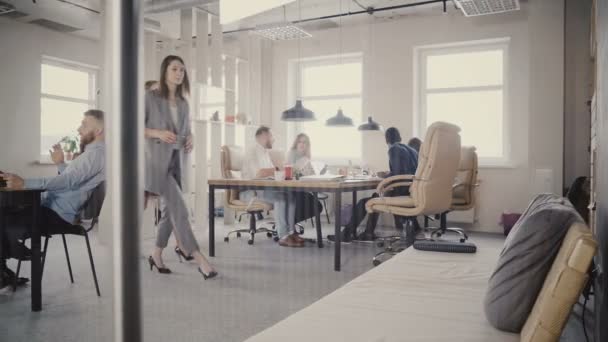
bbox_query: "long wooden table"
[0,188,44,311]
[207,178,381,271]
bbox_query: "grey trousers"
[155,152,199,254]
[239,190,296,238]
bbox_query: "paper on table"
[299,174,345,182]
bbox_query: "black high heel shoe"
[198,267,218,280]
[174,247,194,262]
[148,256,171,274]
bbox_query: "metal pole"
[109,0,142,341]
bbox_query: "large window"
[40,57,97,157]
[416,38,509,165]
[294,55,362,162]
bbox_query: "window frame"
[40,56,98,162]
[414,38,511,167]
[290,53,364,165]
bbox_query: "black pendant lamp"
[281,0,316,122]
[326,108,354,126]
[358,116,383,131]
[326,0,354,127]
[281,100,315,121]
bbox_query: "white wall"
[0,18,101,177]
[269,0,564,232]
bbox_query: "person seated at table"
[241,126,302,247]
[286,133,323,226]
[328,127,418,242]
[0,109,106,288]
[407,137,422,153]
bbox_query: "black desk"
[0,188,44,311]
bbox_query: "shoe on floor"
[292,234,305,243]
[327,231,354,243]
[279,234,304,247]
[355,232,377,241]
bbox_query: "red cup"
[284,165,293,180]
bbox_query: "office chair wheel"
[273,236,280,242]
[460,238,466,243]
[297,226,305,235]
[377,242,385,248]
[436,232,442,238]
[224,237,229,243]
[266,232,273,238]
[236,232,242,238]
[247,239,254,245]
[373,259,381,267]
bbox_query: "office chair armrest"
[381,181,413,195]
[377,175,415,195]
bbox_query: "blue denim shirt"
[24,141,105,224]
[387,143,418,178]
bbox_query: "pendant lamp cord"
[297,0,302,101]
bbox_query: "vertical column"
[210,15,223,88]
[237,59,249,117]
[108,0,143,341]
[225,55,236,121]
[196,10,209,85]
[143,31,157,81]
[180,9,193,69]
[194,120,209,229]
[209,121,223,179]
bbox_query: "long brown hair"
[290,133,311,159]
[159,55,190,100]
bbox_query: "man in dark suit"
[328,127,419,242]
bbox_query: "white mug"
[274,170,285,181]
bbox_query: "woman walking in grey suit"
[144,55,217,279]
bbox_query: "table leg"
[352,191,357,236]
[334,190,342,272]
[313,192,323,248]
[0,203,4,289]
[208,186,215,257]
[31,192,42,312]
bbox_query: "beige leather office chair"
[221,145,277,245]
[366,122,462,265]
[429,146,479,242]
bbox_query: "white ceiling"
[0,0,451,40]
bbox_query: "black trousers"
[344,191,406,237]
[1,206,68,261]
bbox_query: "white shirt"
[242,143,274,179]
[169,104,179,128]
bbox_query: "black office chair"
[308,193,330,228]
[14,182,105,296]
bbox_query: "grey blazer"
[144,90,192,195]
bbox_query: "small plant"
[60,135,80,154]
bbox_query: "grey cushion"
[483,194,583,332]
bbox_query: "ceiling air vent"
[253,22,312,41]
[0,0,15,15]
[29,18,81,33]
[453,0,520,17]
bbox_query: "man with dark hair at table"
[0,109,105,290]
[328,127,418,242]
